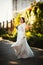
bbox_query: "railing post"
[3,21,4,29]
[6,20,8,29]
[0,23,1,29]
[11,20,13,28]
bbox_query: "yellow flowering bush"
[11,28,17,37]
[12,7,32,39]
[14,14,21,27]
[25,31,32,38]
[13,8,31,27]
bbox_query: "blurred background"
[0,0,43,49]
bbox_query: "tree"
[31,2,43,34]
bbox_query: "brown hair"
[20,17,25,23]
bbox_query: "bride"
[11,17,34,59]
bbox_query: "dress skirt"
[11,37,34,59]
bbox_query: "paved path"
[0,39,43,65]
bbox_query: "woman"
[11,17,34,59]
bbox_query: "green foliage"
[2,33,17,42]
[31,2,43,34]
[27,34,43,49]
[33,19,43,34]
[0,28,7,36]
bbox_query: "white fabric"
[11,23,34,58]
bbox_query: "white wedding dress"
[11,23,34,58]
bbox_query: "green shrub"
[31,2,43,34]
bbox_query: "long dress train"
[11,23,34,58]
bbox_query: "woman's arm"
[25,24,32,30]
